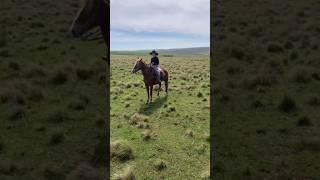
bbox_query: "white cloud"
[110,0,210,37]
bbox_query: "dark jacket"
[151,57,159,65]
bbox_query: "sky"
[110,0,210,51]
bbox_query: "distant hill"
[111,47,209,56]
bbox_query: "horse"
[70,0,109,62]
[131,58,169,103]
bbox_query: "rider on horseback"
[150,50,161,83]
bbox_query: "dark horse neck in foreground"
[132,58,169,103]
[70,0,109,62]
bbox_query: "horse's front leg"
[150,85,153,102]
[145,84,149,104]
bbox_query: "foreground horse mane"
[79,0,109,6]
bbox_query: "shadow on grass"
[138,95,168,116]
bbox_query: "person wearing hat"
[150,50,161,83]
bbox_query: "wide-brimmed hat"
[149,50,159,55]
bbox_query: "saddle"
[150,65,164,81]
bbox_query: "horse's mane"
[80,0,109,7]
[138,58,148,66]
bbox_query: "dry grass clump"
[153,159,167,171]
[125,83,132,89]
[0,31,6,47]
[24,65,47,78]
[289,67,312,83]
[204,133,210,142]
[123,95,131,101]
[36,45,48,51]
[289,50,298,60]
[91,138,108,166]
[34,124,46,132]
[196,143,208,154]
[141,130,152,141]
[307,96,320,106]
[129,113,149,125]
[51,71,68,85]
[0,159,20,176]
[167,106,176,112]
[123,113,130,120]
[0,50,9,57]
[245,73,277,89]
[267,43,283,53]
[48,129,65,145]
[226,63,243,75]
[110,140,133,161]
[112,166,136,180]
[278,95,297,113]
[16,95,25,105]
[185,129,194,137]
[296,116,312,127]
[230,47,245,60]
[76,68,94,80]
[9,107,25,121]
[0,140,4,153]
[8,61,20,71]
[136,122,150,129]
[0,90,23,104]
[197,92,203,98]
[68,98,86,111]
[284,41,294,49]
[200,170,210,179]
[67,163,102,180]
[42,164,64,180]
[132,82,140,87]
[27,88,44,102]
[30,22,44,28]
[46,110,68,123]
[295,138,320,152]
[251,99,264,109]
[95,119,105,127]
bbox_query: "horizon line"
[111,46,210,52]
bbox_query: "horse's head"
[131,58,145,73]
[70,0,108,37]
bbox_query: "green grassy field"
[0,0,108,179]
[110,54,210,179]
[212,0,320,178]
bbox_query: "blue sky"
[110,0,210,50]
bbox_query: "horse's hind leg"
[158,83,161,96]
[165,80,168,94]
[150,86,153,102]
[145,84,149,103]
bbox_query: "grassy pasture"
[212,0,320,178]
[1,0,107,179]
[110,54,210,179]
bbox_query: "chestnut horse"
[131,58,168,103]
[70,0,109,62]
